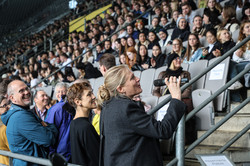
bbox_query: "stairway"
[185,90,250,166]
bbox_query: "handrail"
[216,123,250,154]
[148,35,250,116]
[32,0,164,89]
[167,96,250,166]
[0,150,80,166]
[164,35,250,165]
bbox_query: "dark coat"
[100,96,186,166]
[201,41,222,60]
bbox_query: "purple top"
[45,99,73,161]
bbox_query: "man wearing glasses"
[1,80,58,166]
[0,95,10,166]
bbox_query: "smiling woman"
[98,65,186,166]
[66,82,100,166]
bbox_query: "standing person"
[98,65,186,166]
[45,82,72,161]
[98,53,116,76]
[0,79,12,166]
[1,80,58,166]
[32,90,49,121]
[67,82,99,166]
[0,96,10,166]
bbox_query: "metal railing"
[0,0,249,165]
[153,36,250,166]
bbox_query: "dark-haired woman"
[151,44,167,68]
[133,44,151,71]
[67,82,99,166]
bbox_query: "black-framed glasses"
[0,101,11,108]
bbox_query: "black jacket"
[201,41,222,60]
[99,96,186,166]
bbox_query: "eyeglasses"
[18,87,30,94]
[0,101,10,108]
[174,57,182,61]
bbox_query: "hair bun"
[97,85,110,103]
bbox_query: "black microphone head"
[153,79,166,86]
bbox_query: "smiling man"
[32,90,49,121]
[1,80,58,166]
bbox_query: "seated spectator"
[171,16,191,43]
[127,36,136,48]
[148,31,160,49]
[126,47,138,70]
[119,53,127,65]
[165,10,179,30]
[221,5,240,33]
[192,15,206,38]
[181,2,196,25]
[135,19,149,36]
[82,48,94,63]
[134,44,151,71]
[228,21,250,93]
[169,38,186,60]
[201,29,222,60]
[151,44,167,68]
[158,29,171,48]
[162,4,172,20]
[203,9,221,33]
[126,24,139,40]
[183,33,203,64]
[67,82,99,166]
[149,17,162,34]
[103,40,118,56]
[203,0,221,19]
[153,52,195,144]
[135,32,150,51]
[217,28,236,56]
[242,2,250,22]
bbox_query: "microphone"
[153,78,189,86]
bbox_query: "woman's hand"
[202,48,208,57]
[151,58,156,67]
[213,49,221,57]
[165,76,181,100]
[142,63,149,69]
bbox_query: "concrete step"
[215,115,250,132]
[186,145,250,164]
[197,130,250,148]
[230,102,250,114]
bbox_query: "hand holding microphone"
[166,76,181,100]
[153,78,189,86]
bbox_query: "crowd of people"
[0,0,250,165]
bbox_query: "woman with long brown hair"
[183,33,202,64]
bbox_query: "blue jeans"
[228,61,250,102]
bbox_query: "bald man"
[1,80,58,166]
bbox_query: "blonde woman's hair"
[216,28,231,43]
[97,65,130,105]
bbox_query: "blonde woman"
[98,65,186,166]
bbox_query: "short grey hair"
[55,82,69,93]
